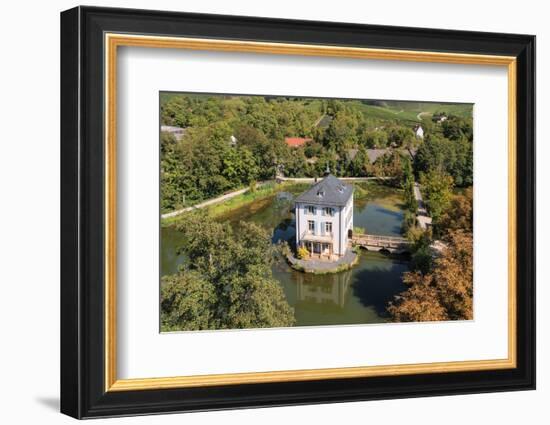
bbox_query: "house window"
[321,283,332,293]
[325,222,332,234]
[306,205,316,215]
[323,207,334,217]
[308,220,315,233]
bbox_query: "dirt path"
[276,176,394,183]
[416,111,431,121]
[161,181,270,219]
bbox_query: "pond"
[161,182,409,327]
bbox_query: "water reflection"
[295,269,352,308]
[353,202,404,237]
[273,250,408,326]
[161,183,410,326]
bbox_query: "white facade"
[295,195,353,258]
[160,125,185,141]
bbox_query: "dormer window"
[317,190,324,197]
[337,186,345,193]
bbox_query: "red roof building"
[285,137,312,148]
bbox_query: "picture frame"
[60,5,536,419]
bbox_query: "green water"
[161,183,409,326]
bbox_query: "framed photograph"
[60,6,535,419]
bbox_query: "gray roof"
[346,148,359,161]
[295,174,353,207]
[364,148,416,163]
[366,148,390,163]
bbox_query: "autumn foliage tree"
[388,230,473,322]
[436,187,473,237]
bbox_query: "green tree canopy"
[420,169,454,222]
[161,214,295,331]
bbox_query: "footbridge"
[352,233,411,254]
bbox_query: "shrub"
[401,210,416,234]
[297,246,310,259]
[353,226,365,235]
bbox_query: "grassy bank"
[162,181,294,227]
[162,179,405,228]
[205,182,290,218]
[353,181,405,212]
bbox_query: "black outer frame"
[60,5,536,419]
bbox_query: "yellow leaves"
[389,230,473,322]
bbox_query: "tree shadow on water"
[373,206,404,219]
[351,262,409,317]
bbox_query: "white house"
[161,125,185,141]
[294,174,353,259]
[414,124,424,139]
[295,270,352,306]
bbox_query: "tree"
[388,230,473,322]
[436,187,473,237]
[161,271,216,331]
[401,157,417,213]
[160,214,295,330]
[323,108,359,149]
[359,129,389,148]
[414,134,453,175]
[349,146,371,177]
[401,210,416,235]
[387,272,447,322]
[406,227,433,274]
[387,126,415,148]
[442,115,473,141]
[233,124,266,147]
[420,169,454,222]
[222,146,259,186]
[160,132,187,211]
[413,132,473,187]
[371,150,405,183]
[432,230,473,320]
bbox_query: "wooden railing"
[352,233,410,249]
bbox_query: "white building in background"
[294,174,353,259]
[414,124,424,139]
[161,125,186,140]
